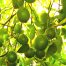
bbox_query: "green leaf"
[3,34,9,41]
[27,24,35,39]
[61,28,66,38]
[14,23,22,34]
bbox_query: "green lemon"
[25,0,35,3]
[12,0,24,8]
[35,50,45,59]
[34,35,48,50]
[17,7,30,23]
[17,34,28,45]
[40,12,48,25]
[47,44,57,56]
[25,48,35,58]
[7,51,17,63]
[45,28,56,39]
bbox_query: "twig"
[52,18,66,28]
[3,13,16,25]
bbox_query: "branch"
[3,13,16,25]
[59,18,66,25]
[52,18,66,28]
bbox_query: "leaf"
[14,22,22,34]
[31,8,42,27]
[62,0,66,17]
[61,28,66,38]
[27,24,35,40]
[0,27,8,35]
[3,34,9,41]
[13,16,19,25]
[18,54,25,66]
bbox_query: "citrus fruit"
[35,50,45,59]
[40,12,48,25]
[34,35,48,50]
[12,0,24,8]
[17,7,30,23]
[17,34,28,45]
[17,44,29,53]
[7,51,17,63]
[45,28,56,39]
[47,44,57,56]
[25,0,35,3]
[14,23,22,34]
[25,48,35,58]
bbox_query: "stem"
[52,18,66,28]
[47,0,53,28]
